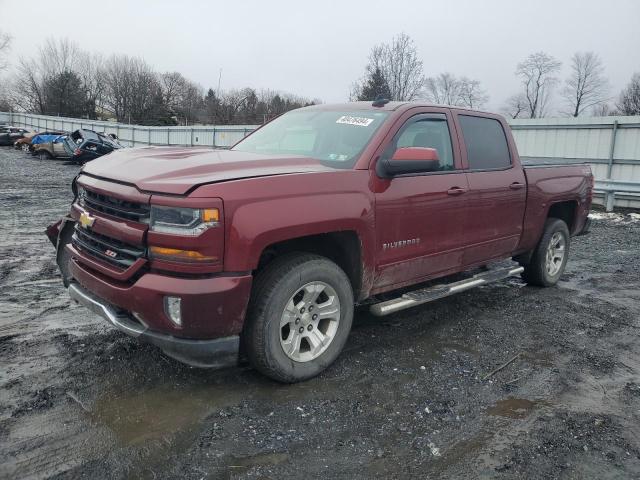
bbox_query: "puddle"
[91,386,236,445]
[487,397,550,419]
[90,373,333,447]
[86,377,320,477]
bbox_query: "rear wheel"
[37,150,52,160]
[244,253,354,383]
[520,218,570,287]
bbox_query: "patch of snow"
[589,212,640,224]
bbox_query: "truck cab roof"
[300,101,499,117]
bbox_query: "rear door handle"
[447,187,467,196]
[509,182,525,190]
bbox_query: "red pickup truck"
[47,101,592,382]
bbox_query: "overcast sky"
[1,0,639,113]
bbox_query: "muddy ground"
[0,146,639,480]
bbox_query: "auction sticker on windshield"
[336,115,375,127]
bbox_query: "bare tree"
[353,33,425,101]
[516,52,561,118]
[161,72,203,124]
[161,72,188,114]
[0,32,13,110]
[616,73,640,116]
[590,103,612,117]
[424,73,488,109]
[103,55,170,124]
[12,58,46,113]
[562,52,609,117]
[424,73,461,105]
[0,30,11,72]
[76,51,106,118]
[501,93,528,119]
[10,38,104,118]
[40,38,81,77]
[458,77,489,109]
[8,36,315,124]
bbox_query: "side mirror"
[377,147,440,177]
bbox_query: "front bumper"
[68,253,252,339]
[68,282,240,368]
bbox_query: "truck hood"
[81,146,336,195]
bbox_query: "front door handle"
[509,182,525,190]
[447,187,466,196]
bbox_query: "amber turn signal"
[149,246,218,263]
[202,208,219,223]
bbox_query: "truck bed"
[518,163,593,252]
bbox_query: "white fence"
[510,116,640,210]
[0,111,255,149]
[2,111,639,210]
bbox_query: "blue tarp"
[31,134,65,145]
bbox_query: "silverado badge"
[79,212,96,229]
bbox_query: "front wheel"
[520,218,570,287]
[244,253,354,383]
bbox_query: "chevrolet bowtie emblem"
[79,211,96,229]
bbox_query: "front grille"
[81,189,149,222]
[72,226,145,270]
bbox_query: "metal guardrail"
[595,180,640,212]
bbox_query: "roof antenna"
[372,94,390,107]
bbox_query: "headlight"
[150,205,220,236]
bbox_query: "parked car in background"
[15,130,65,152]
[63,129,122,164]
[0,126,30,146]
[32,135,72,160]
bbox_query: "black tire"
[37,150,52,160]
[520,218,570,287]
[244,253,354,383]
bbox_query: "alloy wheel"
[279,281,341,362]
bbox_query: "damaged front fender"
[45,216,76,286]
[46,219,63,247]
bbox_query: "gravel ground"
[0,146,639,480]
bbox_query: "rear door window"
[459,115,511,170]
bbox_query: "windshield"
[232,109,389,168]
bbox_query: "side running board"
[369,265,524,316]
